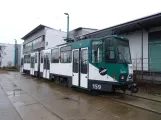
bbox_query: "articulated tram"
[21,35,138,93]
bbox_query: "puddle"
[6,88,25,96]
[58,96,79,103]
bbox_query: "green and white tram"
[39,35,138,93]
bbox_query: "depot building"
[77,13,161,74]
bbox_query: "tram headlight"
[121,76,124,80]
[120,75,125,81]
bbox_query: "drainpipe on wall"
[14,39,17,67]
[137,23,144,80]
[141,28,144,80]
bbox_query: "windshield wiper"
[117,49,128,64]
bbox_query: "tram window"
[24,55,26,63]
[41,52,43,63]
[35,53,37,63]
[31,57,34,68]
[92,41,103,63]
[43,55,46,69]
[51,48,59,63]
[60,46,71,63]
[73,50,79,73]
[81,49,88,74]
[105,39,116,61]
[25,55,31,63]
[24,56,26,63]
[28,55,31,63]
[46,54,50,70]
[21,58,23,65]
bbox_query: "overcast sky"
[0,0,161,44]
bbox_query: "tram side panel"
[50,63,72,79]
[23,54,31,74]
[23,63,30,74]
[50,46,72,81]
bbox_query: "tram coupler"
[127,82,138,93]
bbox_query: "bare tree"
[0,45,6,67]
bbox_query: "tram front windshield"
[116,39,131,64]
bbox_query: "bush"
[2,66,6,69]
[10,66,17,69]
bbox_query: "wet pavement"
[101,92,161,114]
[0,72,161,120]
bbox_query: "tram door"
[30,56,35,75]
[43,53,50,79]
[72,48,88,88]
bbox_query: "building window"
[24,36,43,49]
[60,46,72,63]
[41,51,43,63]
[42,35,45,41]
[92,40,103,63]
[51,48,59,63]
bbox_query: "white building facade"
[22,24,67,54]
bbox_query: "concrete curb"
[101,95,161,115]
[117,90,161,103]
[126,93,161,103]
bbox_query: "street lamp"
[64,13,69,41]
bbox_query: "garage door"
[149,31,161,72]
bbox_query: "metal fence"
[132,57,161,82]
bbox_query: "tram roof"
[57,35,128,47]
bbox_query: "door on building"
[72,48,88,88]
[149,31,161,72]
[43,53,50,79]
[149,43,161,72]
[30,56,35,75]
